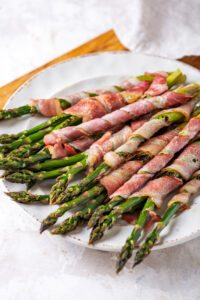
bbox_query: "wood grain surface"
[0,29,200,109]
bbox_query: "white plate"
[1,51,200,252]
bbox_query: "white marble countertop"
[0,1,200,299]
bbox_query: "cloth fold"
[111,0,200,58]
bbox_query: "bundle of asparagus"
[24,99,196,231]
[114,138,200,272]
[57,86,199,202]
[88,105,200,227]
[2,72,160,159]
[3,68,200,275]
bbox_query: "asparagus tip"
[116,259,127,273]
[132,260,141,269]
[40,222,48,234]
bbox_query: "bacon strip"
[44,89,194,145]
[132,176,183,208]
[166,144,200,180]
[145,74,168,96]
[100,161,143,196]
[168,170,200,207]
[30,99,63,117]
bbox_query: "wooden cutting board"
[0,29,200,109]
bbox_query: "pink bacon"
[167,170,200,208]
[44,86,194,145]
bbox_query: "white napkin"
[111,0,200,59]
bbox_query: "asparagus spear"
[1,145,86,170]
[88,196,123,229]
[49,157,87,204]
[63,89,198,201]
[0,114,81,155]
[0,105,38,121]
[0,114,81,161]
[4,119,145,183]
[4,155,89,184]
[0,75,141,123]
[116,197,157,272]
[0,111,71,144]
[7,140,45,159]
[6,191,49,204]
[51,192,107,234]
[1,70,182,123]
[133,170,200,267]
[0,99,70,121]
[40,183,105,233]
[89,196,147,245]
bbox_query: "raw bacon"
[165,144,200,180]
[64,98,107,122]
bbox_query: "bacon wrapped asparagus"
[134,170,200,267]
[98,106,200,216]
[3,117,148,184]
[0,76,143,121]
[87,139,200,250]
[0,114,82,157]
[43,74,191,146]
[39,126,183,233]
[4,70,175,122]
[114,138,200,272]
[63,89,199,201]
[0,73,156,154]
